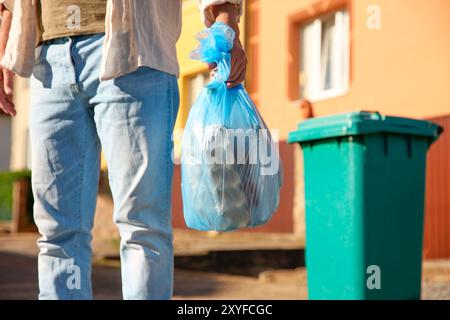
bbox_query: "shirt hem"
[40,27,106,42]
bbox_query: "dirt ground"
[0,233,449,300]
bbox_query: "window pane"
[321,15,335,92]
[300,21,317,98]
[299,10,349,101]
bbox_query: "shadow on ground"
[0,251,122,299]
[174,249,305,277]
[1,243,449,300]
[0,251,308,300]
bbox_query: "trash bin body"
[288,111,442,300]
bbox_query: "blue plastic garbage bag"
[181,22,283,231]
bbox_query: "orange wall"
[256,0,450,141]
[172,0,450,236]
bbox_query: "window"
[172,70,210,159]
[187,71,210,107]
[300,10,349,101]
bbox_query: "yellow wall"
[255,0,450,141]
[9,77,31,171]
[174,0,246,157]
[175,0,208,131]
[176,0,246,129]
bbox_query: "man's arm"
[0,4,15,116]
[209,3,247,88]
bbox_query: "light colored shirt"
[0,0,242,80]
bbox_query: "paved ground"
[0,233,449,300]
[90,194,305,258]
[0,233,307,300]
[0,251,308,300]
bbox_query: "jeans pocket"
[32,43,67,89]
[113,67,171,99]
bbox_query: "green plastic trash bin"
[288,111,442,300]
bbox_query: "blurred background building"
[1,0,449,258]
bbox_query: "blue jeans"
[29,33,179,300]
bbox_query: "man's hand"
[0,5,15,116]
[209,3,247,88]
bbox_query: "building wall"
[175,0,448,247]
[9,76,30,171]
[176,0,247,130]
[250,0,450,252]
[256,0,450,141]
[175,0,208,133]
[425,115,450,259]
[173,0,298,233]
[5,1,449,246]
[177,0,450,235]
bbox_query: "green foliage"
[0,170,33,221]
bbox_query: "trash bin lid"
[288,111,443,144]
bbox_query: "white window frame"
[300,10,350,102]
[187,71,210,107]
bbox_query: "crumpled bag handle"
[190,22,235,89]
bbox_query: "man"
[0,0,246,300]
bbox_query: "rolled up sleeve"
[0,0,14,12]
[197,0,243,26]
